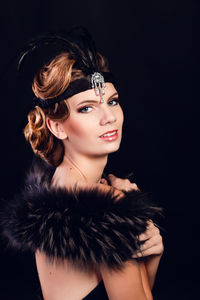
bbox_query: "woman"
[1,27,163,299]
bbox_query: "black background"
[0,0,199,299]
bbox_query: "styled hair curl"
[24,52,109,167]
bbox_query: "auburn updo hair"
[24,52,109,167]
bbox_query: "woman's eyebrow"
[108,92,119,99]
[77,92,119,106]
[77,100,98,106]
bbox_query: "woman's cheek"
[119,107,124,126]
[64,117,86,137]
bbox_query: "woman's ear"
[46,118,68,140]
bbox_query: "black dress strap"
[36,280,108,300]
[82,281,108,300]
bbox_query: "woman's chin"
[81,140,122,157]
[101,143,121,155]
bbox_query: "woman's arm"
[139,262,153,300]
[143,255,162,289]
[132,221,164,289]
[103,174,164,291]
[100,260,151,300]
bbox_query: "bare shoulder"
[35,250,101,300]
[51,164,124,200]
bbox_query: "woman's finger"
[138,232,149,242]
[140,235,163,252]
[133,235,164,258]
[131,183,139,191]
[107,174,117,185]
[132,244,164,258]
[107,174,139,191]
[138,221,160,242]
[100,178,108,185]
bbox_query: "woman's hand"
[133,220,164,258]
[101,175,163,258]
[133,220,164,289]
[101,174,164,290]
[100,173,139,192]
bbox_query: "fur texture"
[1,161,161,271]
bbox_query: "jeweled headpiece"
[17,27,116,108]
[91,72,106,103]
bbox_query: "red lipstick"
[99,130,118,141]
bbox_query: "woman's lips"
[99,130,118,141]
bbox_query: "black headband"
[33,72,116,108]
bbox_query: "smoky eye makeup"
[76,101,94,113]
[76,93,120,113]
[108,97,120,105]
[77,106,93,113]
[78,99,119,112]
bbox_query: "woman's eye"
[78,106,92,113]
[108,98,119,106]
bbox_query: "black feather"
[0,161,162,271]
[17,26,102,84]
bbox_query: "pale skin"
[36,83,164,300]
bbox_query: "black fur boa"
[1,161,162,271]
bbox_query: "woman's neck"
[62,152,108,184]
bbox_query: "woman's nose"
[99,105,117,126]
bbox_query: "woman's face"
[61,83,124,158]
